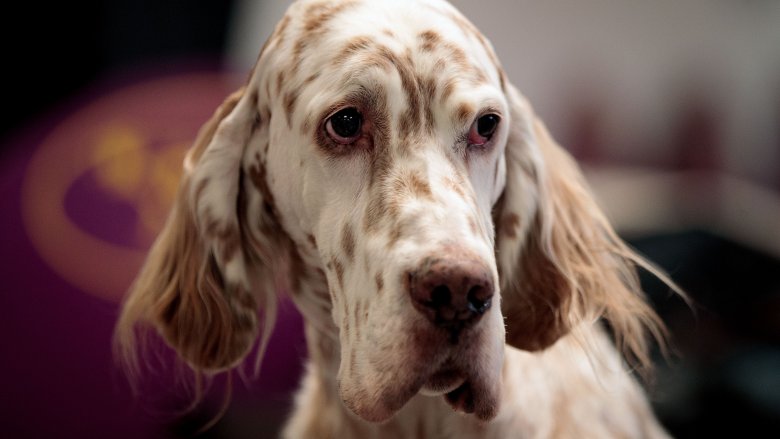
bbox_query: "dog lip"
[342,375,426,423]
[419,368,466,396]
[444,381,476,414]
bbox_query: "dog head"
[116,0,668,424]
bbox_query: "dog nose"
[409,257,494,331]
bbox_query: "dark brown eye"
[326,108,362,144]
[468,113,500,146]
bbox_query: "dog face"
[116,0,668,425]
[253,0,512,421]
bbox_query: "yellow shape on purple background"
[21,73,238,303]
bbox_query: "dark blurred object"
[631,230,780,439]
[1,0,233,142]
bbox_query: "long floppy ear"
[115,87,278,374]
[495,85,671,368]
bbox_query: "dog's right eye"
[326,108,363,144]
[467,113,500,148]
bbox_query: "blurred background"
[1,0,778,437]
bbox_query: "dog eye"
[468,113,500,147]
[326,108,363,144]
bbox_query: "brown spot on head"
[442,41,470,72]
[303,72,320,86]
[501,213,520,239]
[333,35,377,66]
[275,71,285,94]
[441,78,457,104]
[307,234,318,250]
[420,77,438,134]
[260,106,271,124]
[363,192,384,233]
[360,51,395,72]
[302,0,359,34]
[408,172,433,199]
[248,160,274,206]
[390,51,424,142]
[342,311,350,335]
[341,222,356,262]
[375,272,384,293]
[353,301,363,339]
[349,347,357,375]
[468,216,479,236]
[251,111,262,134]
[269,14,291,48]
[386,221,403,249]
[284,235,308,294]
[364,161,400,232]
[283,90,299,128]
[498,68,508,93]
[367,126,393,188]
[472,69,489,85]
[290,39,308,76]
[454,102,475,126]
[333,258,345,291]
[418,29,442,52]
[421,76,438,102]
[211,224,242,265]
[443,175,468,200]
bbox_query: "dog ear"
[115,87,279,374]
[494,86,670,368]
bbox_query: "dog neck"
[284,320,664,438]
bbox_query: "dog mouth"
[419,367,466,396]
[418,363,491,418]
[444,380,479,415]
[340,354,501,422]
[339,307,505,423]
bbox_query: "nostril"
[430,285,451,308]
[467,286,492,314]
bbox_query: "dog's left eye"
[326,108,363,144]
[468,113,500,147]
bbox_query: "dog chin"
[339,373,425,423]
[340,313,505,423]
[419,369,466,396]
[428,367,501,420]
[340,363,501,423]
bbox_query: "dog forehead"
[278,0,497,80]
[290,0,467,33]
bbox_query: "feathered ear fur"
[115,87,278,375]
[495,86,673,369]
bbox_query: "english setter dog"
[116,0,678,437]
